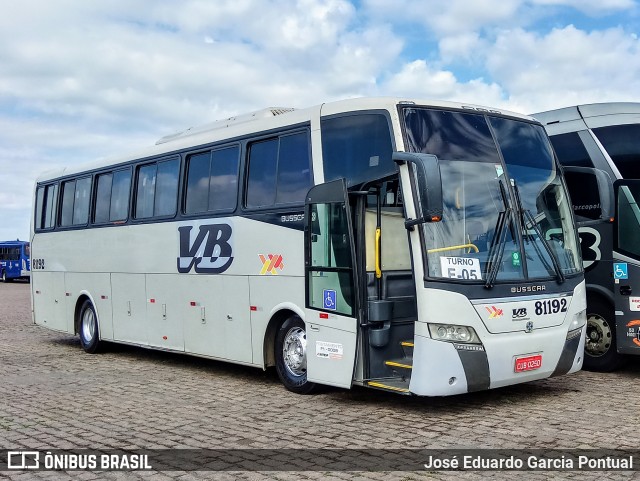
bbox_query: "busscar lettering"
[177,224,234,274]
[511,285,546,293]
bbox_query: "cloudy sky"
[1,0,639,241]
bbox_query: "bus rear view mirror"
[393,152,443,227]
[562,166,614,226]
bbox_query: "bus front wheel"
[1,270,10,283]
[78,300,102,354]
[583,298,625,372]
[275,316,317,394]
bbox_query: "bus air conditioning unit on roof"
[156,107,297,145]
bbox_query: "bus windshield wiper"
[512,183,565,284]
[485,208,512,288]
[485,177,512,288]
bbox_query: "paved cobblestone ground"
[1,283,639,480]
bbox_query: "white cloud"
[0,1,639,241]
[438,33,485,63]
[151,0,357,58]
[364,0,522,35]
[0,1,402,239]
[485,25,640,112]
[364,0,637,36]
[531,0,635,15]
[0,0,392,129]
[380,60,507,107]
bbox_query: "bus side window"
[110,169,131,222]
[246,139,278,208]
[35,186,45,230]
[563,171,602,222]
[321,113,394,186]
[245,131,311,209]
[275,132,311,205]
[185,145,239,215]
[617,184,640,259]
[94,173,113,223]
[34,184,58,230]
[155,159,179,216]
[593,124,640,178]
[43,184,58,229]
[308,203,354,315]
[210,146,239,211]
[135,164,156,218]
[185,151,211,214]
[94,171,131,224]
[60,180,76,226]
[549,132,594,168]
[72,177,92,225]
[135,158,179,219]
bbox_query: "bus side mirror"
[562,166,614,226]
[393,152,443,227]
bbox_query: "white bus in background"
[31,97,587,396]
[534,102,640,371]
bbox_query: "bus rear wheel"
[2,270,11,283]
[78,300,102,354]
[275,316,317,394]
[583,298,625,372]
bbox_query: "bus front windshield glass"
[402,108,581,283]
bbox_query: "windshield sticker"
[440,257,482,280]
[494,164,504,177]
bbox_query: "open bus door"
[613,180,640,356]
[304,179,359,388]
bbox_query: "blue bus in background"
[0,240,30,282]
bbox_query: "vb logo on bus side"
[177,224,234,274]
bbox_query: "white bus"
[31,97,587,396]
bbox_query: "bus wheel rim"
[282,326,307,377]
[585,313,611,357]
[81,308,96,342]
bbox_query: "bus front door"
[613,180,640,355]
[304,179,359,389]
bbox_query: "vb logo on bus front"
[177,224,234,274]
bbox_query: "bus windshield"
[402,108,581,283]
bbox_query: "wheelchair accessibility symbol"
[614,263,629,280]
[323,289,337,310]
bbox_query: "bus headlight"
[428,323,481,344]
[569,309,587,331]
[566,309,586,340]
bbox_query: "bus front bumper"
[408,324,585,396]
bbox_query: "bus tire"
[2,270,11,283]
[275,316,317,394]
[78,300,101,354]
[583,297,625,372]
